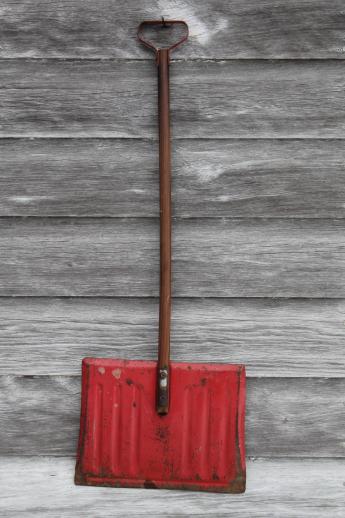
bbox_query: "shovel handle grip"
[137,20,188,55]
[138,20,188,415]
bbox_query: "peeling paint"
[112,368,121,379]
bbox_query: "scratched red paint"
[75,358,246,493]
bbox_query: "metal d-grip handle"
[137,19,188,55]
[137,20,188,415]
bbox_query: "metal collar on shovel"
[75,19,246,493]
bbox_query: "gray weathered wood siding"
[1,458,344,518]
[1,0,345,59]
[0,1,344,516]
[2,60,345,138]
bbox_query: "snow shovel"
[75,19,246,493]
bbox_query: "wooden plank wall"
[0,1,344,516]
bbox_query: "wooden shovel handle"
[138,20,188,414]
[157,48,171,414]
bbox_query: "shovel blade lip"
[75,473,246,494]
[81,356,244,372]
[75,358,246,493]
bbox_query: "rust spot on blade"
[143,480,157,489]
[227,474,246,493]
[156,425,170,441]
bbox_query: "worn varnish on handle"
[75,19,246,493]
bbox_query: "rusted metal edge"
[74,474,246,493]
[74,361,90,484]
[222,365,246,494]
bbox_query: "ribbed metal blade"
[75,358,245,493]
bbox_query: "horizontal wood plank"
[0,218,344,297]
[1,297,344,377]
[1,1,345,59]
[1,458,344,517]
[1,60,345,138]
[1,138,345,218]
[0,376,344,457]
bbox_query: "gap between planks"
[0,58,344,62]
[2,136,345,140]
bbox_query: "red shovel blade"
[75,358,245,493]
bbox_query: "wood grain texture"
[2,138,345,218]
[1,457,345,517]
[2,60,345,138]
[1,1,345,59]
[1,297,344,377]
[0,217,345,297]
[0,376,344,457]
